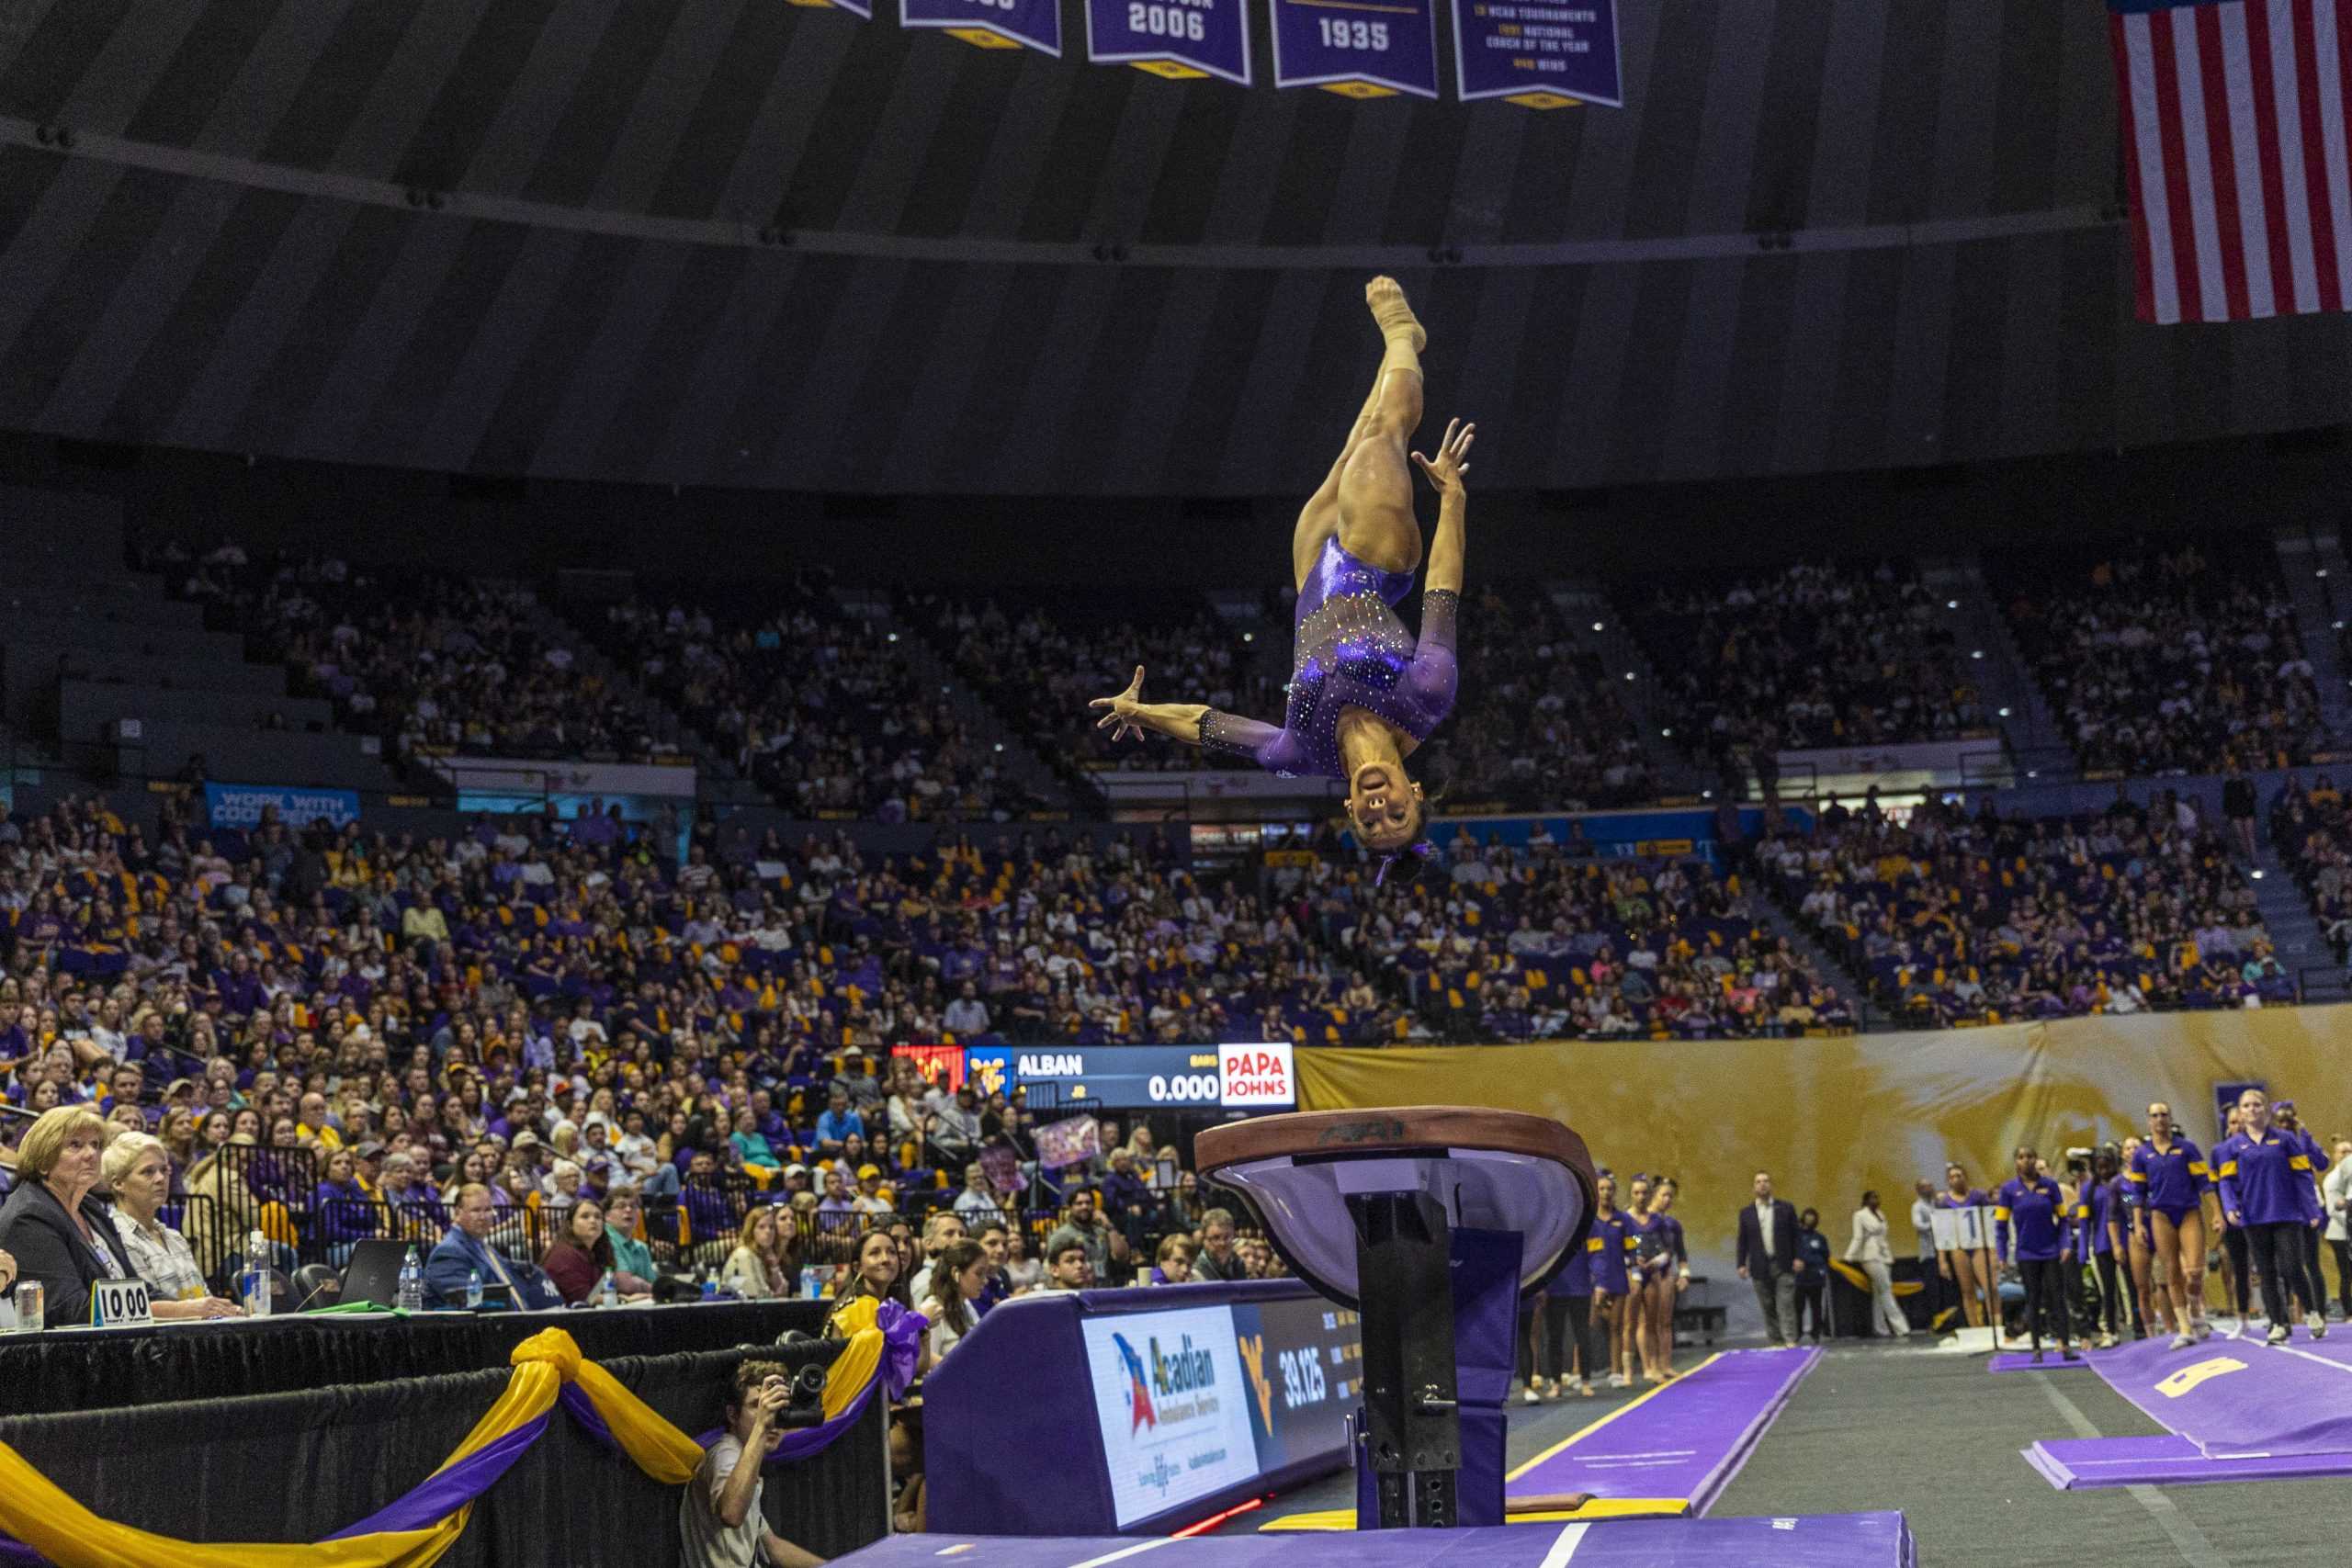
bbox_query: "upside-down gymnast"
[1091,276,1472,874]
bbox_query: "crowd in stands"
[1998,543,2325,778]
[597,585,1048,822]
[1290,822,1853,1041]
[0,783,1363,1313]
[2267,773,2352,962]
[1763,790,2292,1028]
[909,592,1283,779]
[1418,586,1656,811]
[1637,561,1991,787]
[164,542,664,763]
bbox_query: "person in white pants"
[1847,1190,1910,1338]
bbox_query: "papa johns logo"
[1111,1330,1218,1434]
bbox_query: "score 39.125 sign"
[902,0,1063,54]
[1271,0,1440,99]
[1087,0,1252,85]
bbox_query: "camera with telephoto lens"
[2063,1146,2095,1177]
[765,1363,829,1429]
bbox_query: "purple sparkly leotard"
[1199,536,1459,777]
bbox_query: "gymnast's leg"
[1293,284,1423,592]
[1335,276,1427,577]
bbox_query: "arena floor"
[1225,1337,2346,1567]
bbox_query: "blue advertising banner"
[1451,0,1620,107]
[1085,0,1251,85]
[786,0,873,17]
[203,782,361,830]
[901,0,1062,54]
[1270,0,1439,98]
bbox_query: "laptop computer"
[334,1238,414,1309]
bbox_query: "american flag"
[2109,0,2352,323]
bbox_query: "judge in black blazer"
[0,1105,134,1327]
[1736,1169,1804,1348]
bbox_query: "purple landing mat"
[2084,1331,2352,1458]
[1503,1348,1821,1514]
[1986,1349,2103,1372]
[835,1513,1916,1568]
[2025,1434,2352,1490]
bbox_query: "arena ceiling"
[3,0,2350,498]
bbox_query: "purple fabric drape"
[324,1414,550,1540]
[0,1416,551,1565]
[873,1301,928,1401]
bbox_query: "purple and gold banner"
[1451,0,1620,108]
[1086,0,1252,85]
[901,0,1063,54]
[787,0,874,19]
[1270,0,1440,99]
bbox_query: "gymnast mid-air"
[1091,276,1471,875]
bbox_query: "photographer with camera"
[680,1359,825,1568]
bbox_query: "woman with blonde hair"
[103,1133,240,1319]
[0,1106,123,1326]
[181,1132,265,1283]
[722,1205,791,1300]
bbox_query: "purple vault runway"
[2021,1328,2352,1488]
[839,1513,1917,1568]
[1502,1348,1821,1517]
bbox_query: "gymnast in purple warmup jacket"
[1091,276,1469,876]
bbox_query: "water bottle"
[396,1247,424,1314]
[466,1266,484,1310]
[244,1231,274,1317]
[600,1270,619,1310]
[699,1267,718,1303]
[799,1266,819,1300]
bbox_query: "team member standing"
[1996,1145,2078,1363]
[2272,1100,2333,1322]
[2212,1104,2255,1331]
[1585,1174,1637,1389]
[2214,1089,2327,1344]
[2114,1135,2165,1341]
[2084,1147,2126,1348]
[1933,1166,1993,1332]
[2325,1135,2352,1321]
[2128,1102,2215,1348]
[1636,1179,1690,1383]
[1621,1178,1658,1384]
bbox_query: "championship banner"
[1451,0,1618,107]
[786,0,873,17]
[1086,0,1251,84]
[902,0,1063,53]
[1270,0,1439,98]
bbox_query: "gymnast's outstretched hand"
[1410,418,1476,491]
[1091,665,1148,743]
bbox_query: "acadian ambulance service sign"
[1080,1306,1261,1527]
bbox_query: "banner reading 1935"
[1450,0,1620,108]
[902,0,1063,54]
[1086,0,1252,85]
[1271,0,1440,99]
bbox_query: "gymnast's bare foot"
[1366,276,1425,353]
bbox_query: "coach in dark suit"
[1736,1170,1803,1347]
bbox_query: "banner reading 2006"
[1087,0,1251,85]
[902,0,1063,54]
[1451,0,1620,108]
[1271,0,1439,99]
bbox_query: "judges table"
[0,1298,830,1417]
